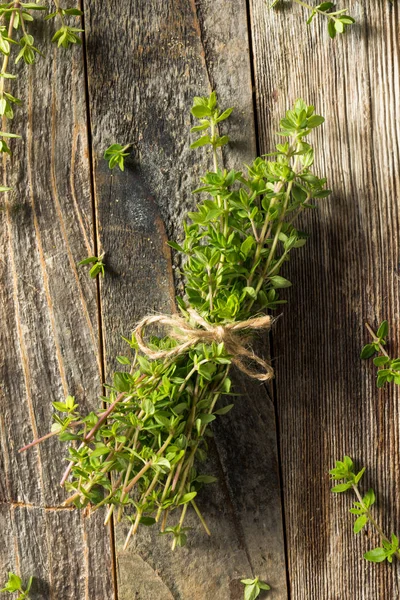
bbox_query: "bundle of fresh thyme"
[21,93,331,550]
[0,1,82,191]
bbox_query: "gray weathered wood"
[250,0,400,598]
[0,12,115,600]
[3,0,398,598]
[84,0,287,597]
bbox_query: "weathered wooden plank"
[84,0,287,596]
[0,504,113,599]
[0,11,114,599]
[250,1,400,597]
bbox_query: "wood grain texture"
[0,10,114,599]
[4,0,397,598]
[249,1,400,598]
[84,0,287,597]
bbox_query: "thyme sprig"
[361,321,400,387]
[104,143,132,171]
[1,572,33,600]
[22,93,331,550]
[271,1,355,38]
[45,1,83,48]
[241,577,270,599]
[78,254,105,278]
[0,1,82,190]
[330,456,400,563]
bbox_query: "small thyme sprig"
[0,1,83,191]
[241,577,270,599]
[1,572,33,600]
[78,254,105,278]
[271,1,355,38]
[45,1,83,48]
[22,93,331,550]
[361,321,400,387]
[330,456,400,563]
[104,143,132,171]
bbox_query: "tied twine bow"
[135,308,274,381]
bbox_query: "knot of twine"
[135,308,274,382]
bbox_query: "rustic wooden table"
[0,1,399,598]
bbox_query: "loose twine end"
[134,308,274,382]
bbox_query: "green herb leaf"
[269,275,292,288]
[177,492,197,505]
[190,135,211,149]
[360,344,376,359]
[331,482,353,493]
[354,514,368,534]
[191,105,212,118]
[364,547,388,563]
[377,320,388,339]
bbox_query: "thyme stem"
[351,483,400,558]
[365,322,389,357]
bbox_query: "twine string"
[134,308,274,381]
